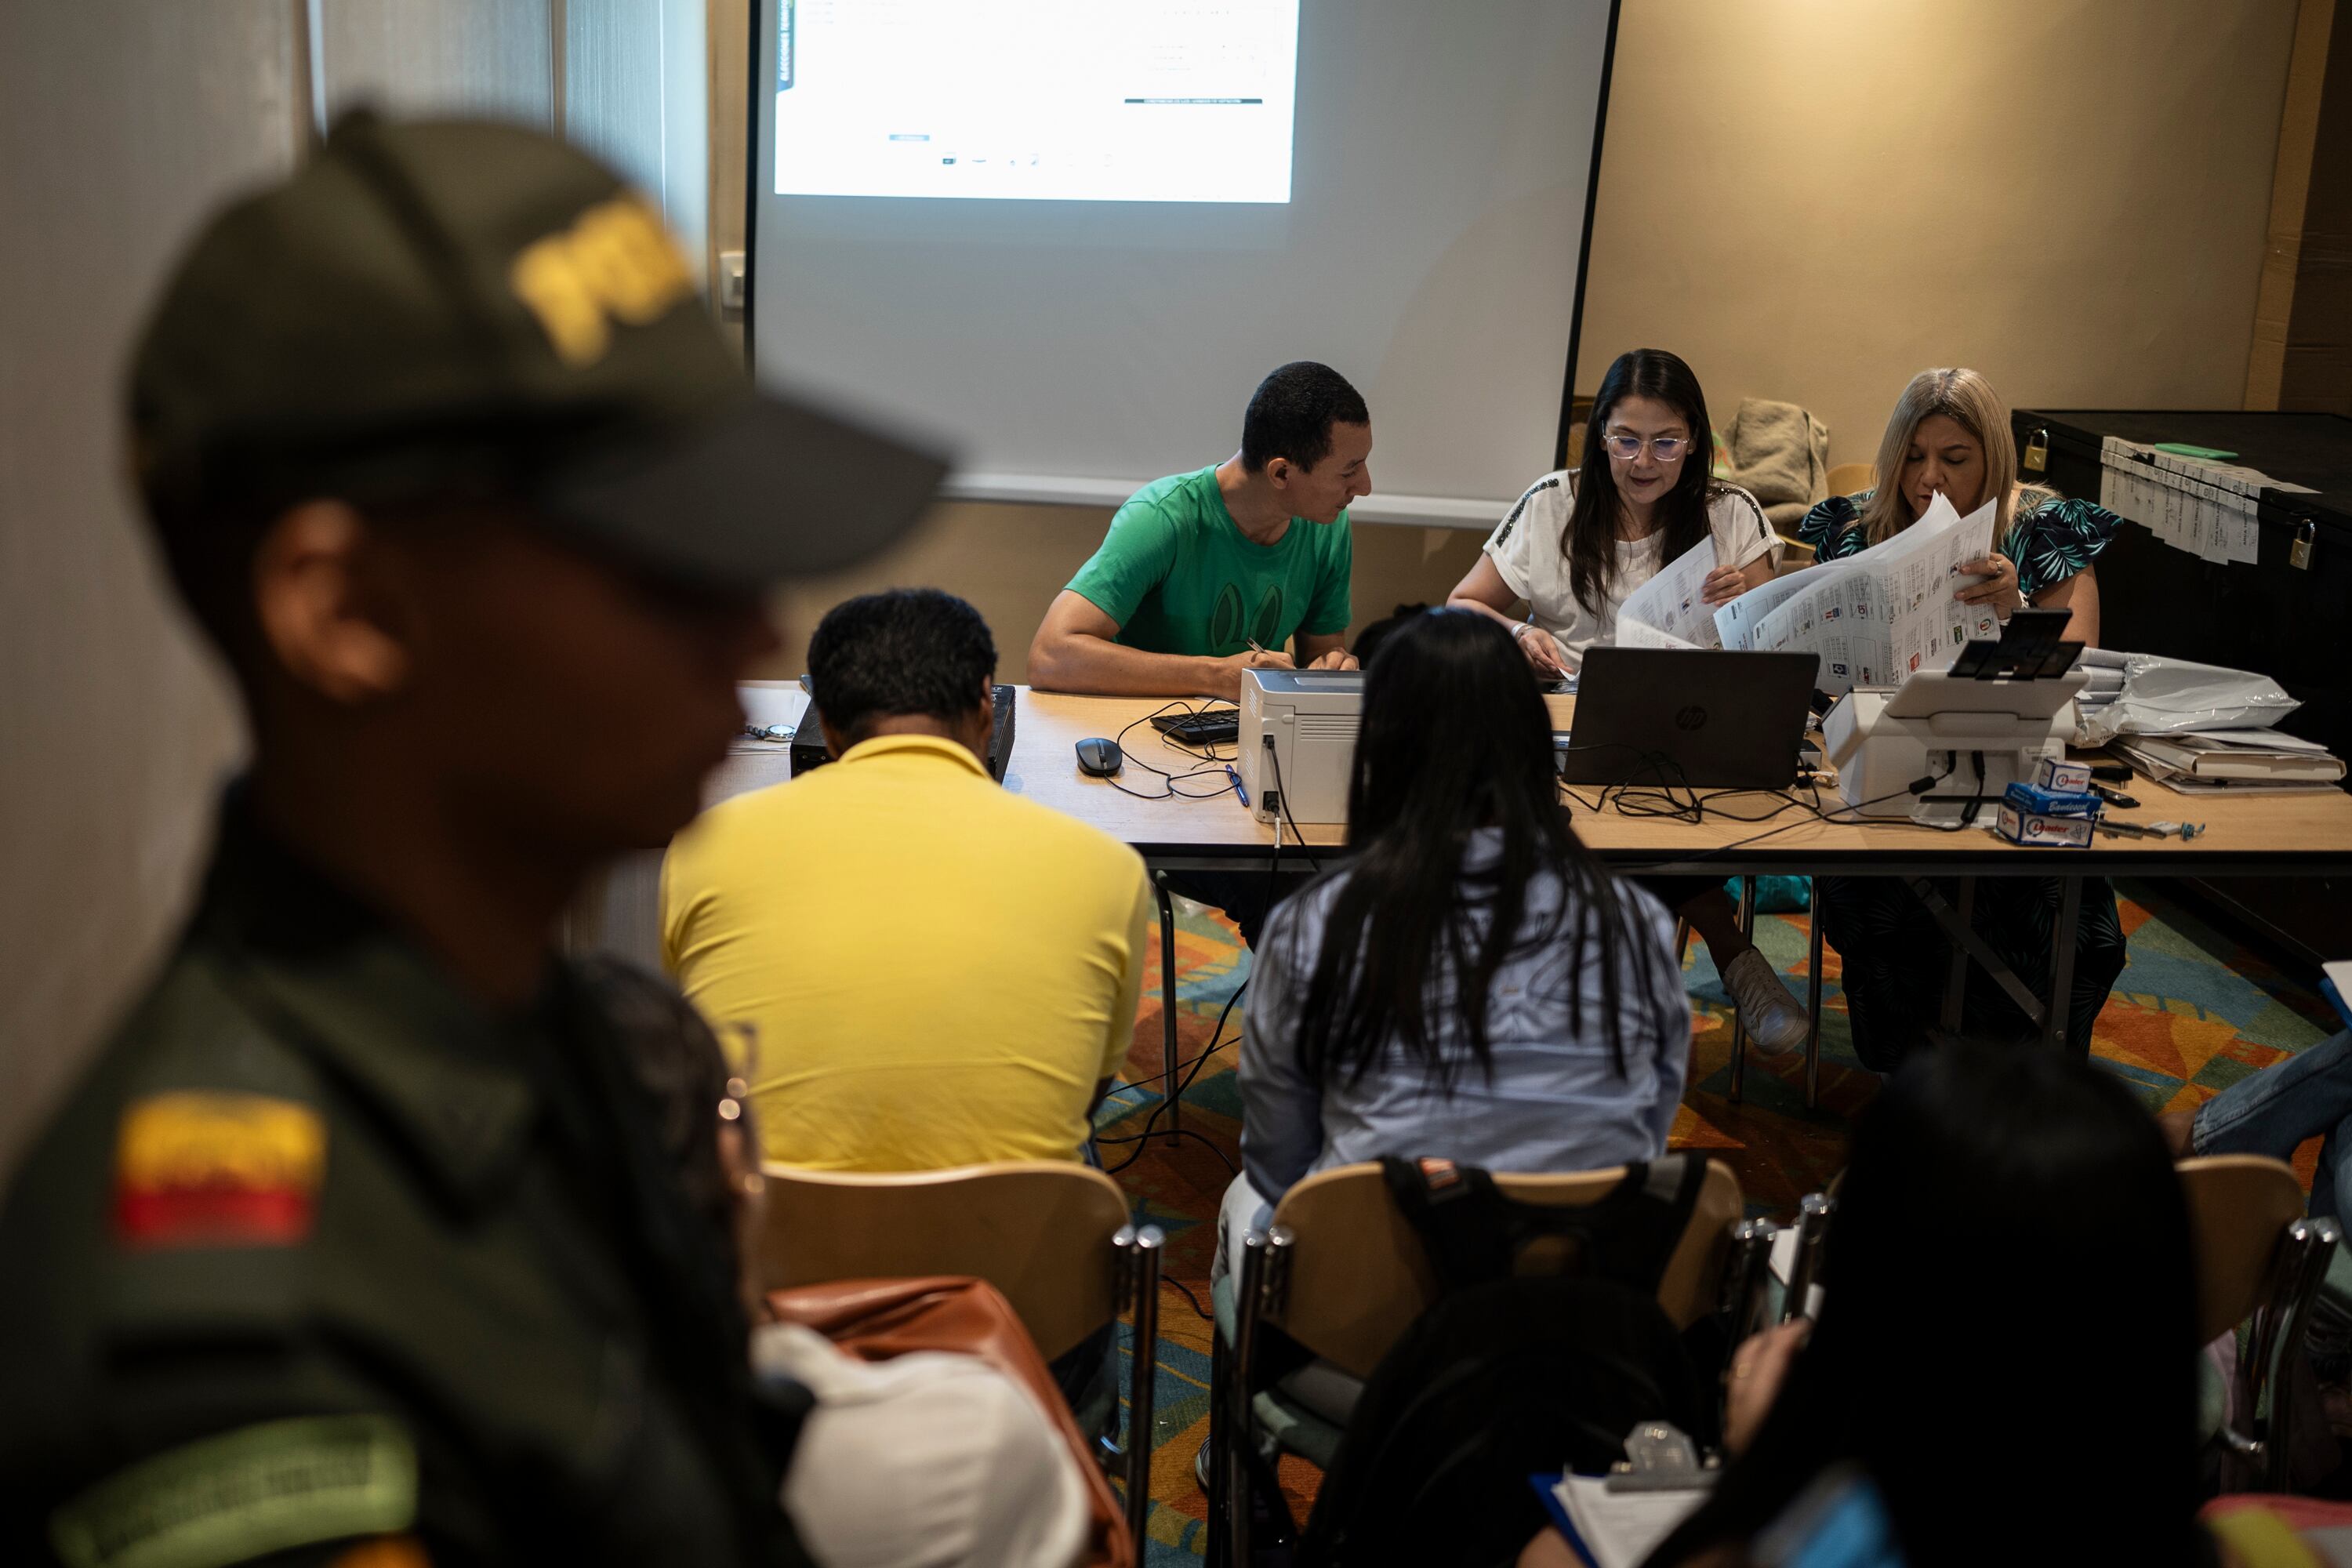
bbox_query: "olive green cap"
[130,111,948,589]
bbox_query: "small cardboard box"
[1997,803,2095,848]
[2035,757,2093,794]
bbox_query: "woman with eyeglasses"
[1448,348,1806,1054]
[1448,347,1778,676]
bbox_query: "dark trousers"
[1635,875,1726,922]
[1050,1319,1120,1439]
[1814,874,2127,1069]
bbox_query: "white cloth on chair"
[757,1322,1091,1568]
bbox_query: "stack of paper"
[2074,648,2128,722]
[1548,1474,1711,1568]
[2111,728,2346,794]
[1613,540,1721,651]
[2097,437,2317,565]
[1710,493,2001,695]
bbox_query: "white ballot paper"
[1616,617,1704,651]
[1715,493,1998,695]
[1550,1475,1711,1568]
[1615,538,1722,648]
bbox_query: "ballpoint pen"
[1225,764,1250,808]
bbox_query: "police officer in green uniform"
[0,114,945,1567]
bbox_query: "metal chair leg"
[1719,1218,1779,1434]
[1155,873,1181,1135]
[2242,1217,2343,1492]
[1225,1231,1271,1567]
[1675,917,1692,966]
[1115,1225,1164,1555]
[1804,880,1825,1110]
[1782,1192,1836,1323]
[1204,1320,1231,1565]
[1728,877,1756,1104]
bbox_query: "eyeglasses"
[1601,432,1691,462]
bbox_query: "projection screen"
[748,1,1620,526]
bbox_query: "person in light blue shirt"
[1229,608,1690,1237]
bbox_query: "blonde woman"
[1795,366,2111,641]
[1798,368,2125,1066]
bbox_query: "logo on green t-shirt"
[1064,467,1352,659]
[1208,583,1287,650]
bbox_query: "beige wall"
[1578,0,2299,466]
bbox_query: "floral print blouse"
[1795,490,2119,597]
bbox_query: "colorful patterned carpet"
[1096,879,2341,1561]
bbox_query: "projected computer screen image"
[775,0,1300,204]
[750,0,1617,518]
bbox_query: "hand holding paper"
[1701,563,1749,606]
[1711,494,2001,695]
[1951,550,2018,610]
[1615,539,1726,648]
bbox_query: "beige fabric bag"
[1726,397,1830,532]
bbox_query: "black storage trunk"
[2009,409,2352,963]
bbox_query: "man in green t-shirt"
[1030,361,1370,701]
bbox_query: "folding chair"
[1824,462,1875,499]
[1678,877,1828,1108]
[758,1161,1165,1554]
[1207,1157,1754,1564]
[2180,1155,2345,1490]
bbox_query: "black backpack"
[1294,1154,1717,1568]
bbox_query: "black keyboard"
[1151,709,1240,747]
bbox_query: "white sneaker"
[1723,948,1808,1057]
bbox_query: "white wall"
[0,0,712,1173]
[0,1,292,1171]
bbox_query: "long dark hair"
[1646,1042,2205,1568]
[1289,609,1677,1089]
[1566,349,1719,615]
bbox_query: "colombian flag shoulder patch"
[112,1092,326,1250]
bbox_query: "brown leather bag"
[768,1276,1137,1568]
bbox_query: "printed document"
[1550,1474,1710,1568]
[1715,494,1999,695]
[1616,538,1722,648]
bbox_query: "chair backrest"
[1825,461,1875,498]
[759,1160,1130,1361]
[1262,1160,1744,1380]
[2180,1155,2308,1344]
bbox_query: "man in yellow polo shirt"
[662,588,1152,1171]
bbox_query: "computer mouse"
[1075,737,1123,778]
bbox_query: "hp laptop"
[1558,648,1820,789]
